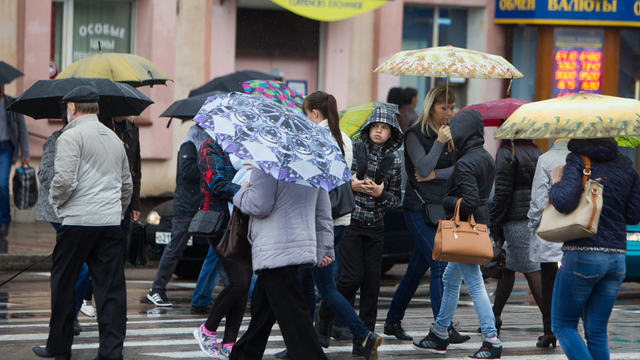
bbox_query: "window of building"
[510,26,538,102]
[51,0,135,72]
[400,6,468,113]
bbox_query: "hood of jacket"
[449,109,485,156]
[359,106,404,156]
[567,138,618,162]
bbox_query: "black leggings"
[540,262,559,335]
[204,236,253,344]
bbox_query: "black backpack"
[353,141,397,185]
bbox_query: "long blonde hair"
[416,86,457,136]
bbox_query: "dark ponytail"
[302,91,346,157]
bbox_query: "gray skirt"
[503,220,541,274]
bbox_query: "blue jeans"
[191,245,225,307]
[552,251,625,360]
[0,144,13,224]
[300,263,370,343]
[387,211,447,323]
[52,222,90,315]
[434,262,498,338]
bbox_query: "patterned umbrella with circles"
[193,92,351,192]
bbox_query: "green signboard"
[72,0,133,61]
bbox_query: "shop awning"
[270,0,387,22]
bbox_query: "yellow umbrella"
[374,45,523,80]
[57,51,171,88]
[495,93,640,139]
[339,102,398,141]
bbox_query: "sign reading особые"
[270,0,387,22]
[495,0,640,27]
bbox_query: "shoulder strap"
[375,153,397,184]
[354,142,367,180]
[580,154,591,190]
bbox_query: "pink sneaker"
[219,342,234,359]
[193,323,220,358]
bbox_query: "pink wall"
[17,0,53,158]
[373,2,403,102]
[136,0,177,160]
[208,0,237,81]
[322,20,351,108]
[235,55,317,95]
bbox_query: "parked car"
[626,224,640,282]
[145,149,414,279]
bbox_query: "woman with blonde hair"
[384,86,469,344]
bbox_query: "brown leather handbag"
[216,207,252,269]
[433,198,493,265]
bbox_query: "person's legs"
[228,273,275,360]
[523,270,544,312]
[86,226,127,360]
[552,251,608,360]
[434,263,463,333]
[457,263,498,338]
[358,225,384,332]
[45,226,92,356]
[540,262,559,335]
[191,245,224,308]
[74,263,90,314]
[312,263,370,344]
[299,268,316,319]
[491,268,515,318]
[204,240,252,344]
[264,266,328,360]
[332,226,347,281]
[583,253,625,360]
[151,216,193,295]
[0,144,13,229]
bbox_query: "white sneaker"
[80,299,96,317]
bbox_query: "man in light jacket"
[229,168,334,360]
[33,86,133,360]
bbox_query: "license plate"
[155,232,193,246]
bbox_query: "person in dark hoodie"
[412,109,501,360]
[548,138,640,360]
[316,106,403,356]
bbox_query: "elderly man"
[33,85,133,360]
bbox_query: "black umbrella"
[160,91,226,122]
[189,70,274,97]
[6,77,154,119]
[0,61,24,85]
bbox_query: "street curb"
[0,254,159,271]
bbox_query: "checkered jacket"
[198,139,241,231]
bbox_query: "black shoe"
[314,309,330,348]
[412,330,449,354]
[274,348,290,358]
[384,321,413,341]
[0,223,8,238]
[449,325,471,344]
[352,343,364,356]
[190,304,212,314]
[362,332,382,360]
[32,346,70,360]
[469,341,502,359]
[73,317,82,335]
[536,334,557,348]
[331,324,352,340]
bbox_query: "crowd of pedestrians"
[23,83,640,360]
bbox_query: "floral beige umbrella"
[374,45,524,80]
[495,92,640,140]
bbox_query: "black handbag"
[481,239,506,279]
[13,164,37,210]
[329,181,355,219]
[216,207,252,269]
[127,221,147,267]
[188,209,225,236]
[413,189,445,226]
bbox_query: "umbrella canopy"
[189,71,274,97]
[160,91,226,120]
[193,92,351,191]
[7,77,154,119]
[457,98,530,127]
[339,102,399,141]
[616,137,640,148]
[56,52,171,87]
[242,80,304,110]
[0,61,24,85]
[495,93,640,139]
[374,45,524,79]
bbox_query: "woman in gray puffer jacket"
[229,168,334,360]
[488,139,543,336]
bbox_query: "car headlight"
[147,210,161,226]
[627,232,640,241]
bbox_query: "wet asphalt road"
[2,264,640,359]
